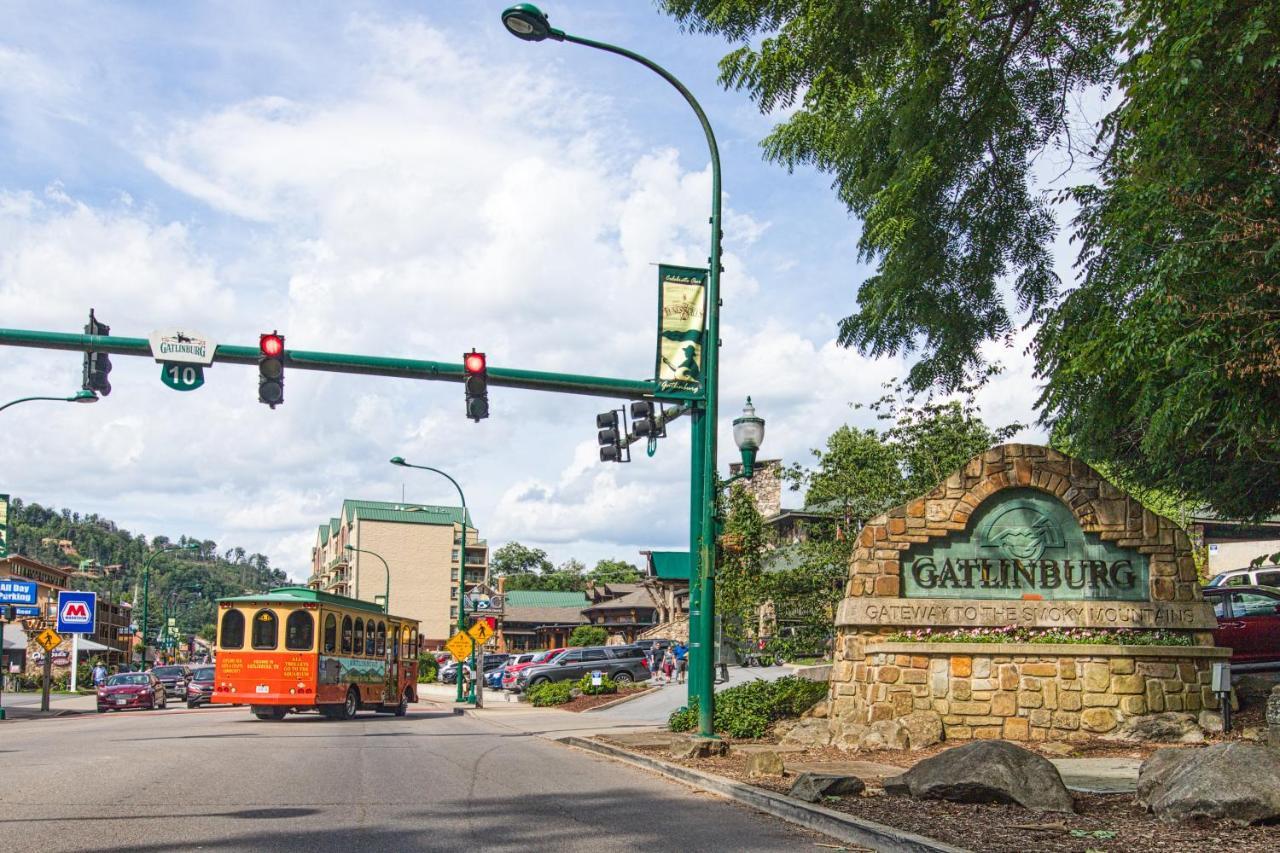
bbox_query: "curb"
[559,736,971,853]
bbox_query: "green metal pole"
[687,409,704,705]
[0,391,96,413]
[389,458,470,703]
[345,546,391,614]
[549,23,725,741]
[140,544,198,670]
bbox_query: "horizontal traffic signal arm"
[0,327,692,402]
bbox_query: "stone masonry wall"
[829,644,1223,749]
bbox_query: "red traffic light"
[464,351,486,374]
[260,333,284,357]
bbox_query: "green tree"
[490,542,553,577]
[787,425,902,528]
[716,483,770,650]
[587,559,642,584]
[568,625,609,647]
[661,0,1280,520]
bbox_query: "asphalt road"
[0,701,822,853]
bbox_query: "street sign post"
[34,627,61,713]
[35,627,61,652]
[444,631,474,663]
[467,619,494,645]
[57,591,96,634]
[159,363,205,391]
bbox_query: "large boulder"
[860,719,910,751]
[745,750,785,778]
[899,710,943,749]
[668,736,730,760]
[1104,712,1204,743]
[780,717,833,748]
[1137,743,1280,825]
[788,772,866,803]
[883,740,1075,813]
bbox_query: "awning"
[3,624,26,650]
[73,636,113,652]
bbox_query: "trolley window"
[376,621,386,656]
[220,609,245,650]
[354,618,365,656]
[323,614,337,654]
[341,615,353,654]
[251,609,278,650]
[285,610,314,651]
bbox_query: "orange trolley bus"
[212,587,420,721]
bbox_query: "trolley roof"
[218,586,416,622]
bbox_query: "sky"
[0,1,1050,581]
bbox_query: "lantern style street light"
[0,389,98,414]
[502,2,727,737]
[731,398,766,479]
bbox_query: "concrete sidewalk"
[1,691,99,720]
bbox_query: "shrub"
[526,680,574,706]
[575,673,618,696]
[417,655,438,684]
[666,676,828,738]
[885,626,1195,646]
[568,626,608,647]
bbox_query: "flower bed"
[885,625,1195,646]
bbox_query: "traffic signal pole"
[0,328,677,402]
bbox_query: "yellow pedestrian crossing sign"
[35,627,62,653]
[467,620,494,644]
[445,631,475,663]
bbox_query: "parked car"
[185,665,215,708]
[1201,585,1280,671]
[514,645,650,690]
[97,672,167,712]
[1205,567,1280,588]
[484,666,506,690]
[501,649,564,690]
[149,665,192,698]
[440,654,508,684]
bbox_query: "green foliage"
[716,484,769,651]
[661,0,1280,520]
[490,542,554,577]
[6,498,285,643]
[417,655,438,684]
[526,680,574,706]
[587,559,642,584]
[567,625,608,647]
[665,677,828,738]
[575,673,618,696]
[502,570,586,592]
[887,626,1195,646]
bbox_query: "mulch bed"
[558,685,651,713]
[618,735,1280,853]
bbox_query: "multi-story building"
[306,499,489,647]
[1,555,132,669]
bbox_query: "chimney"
[728,458,782,518]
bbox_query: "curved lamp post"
[0,389,97,414]
[345,544,390,615]
[139,543,200,669]
[390,456,474,703]
[503,2,725,738]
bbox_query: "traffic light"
[258,332,285,408]
[82,309,111,396]
[629,400,665,440]
[464,350,489,421]
[597,409,628,463]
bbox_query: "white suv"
[1205,566,1280,588]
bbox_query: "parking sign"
[56,591,97,634]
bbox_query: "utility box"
[1211,661,1232,693]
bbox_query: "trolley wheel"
[340,687,360,720]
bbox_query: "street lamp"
[502,3,725,739]
[345,545,390,615]
[0,389,98,414]
[731,398,766,479]
[390,456,475,703]
[139,544,199,670]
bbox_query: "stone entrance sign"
[825,444,1226,750]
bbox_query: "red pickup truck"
[1201,585,1280,671]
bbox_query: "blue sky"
[0,1,1042,579]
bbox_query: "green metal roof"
[317,525,330,546]
[342,499,472,528]
[218,586,392,617]
[503,590,589,608]
[649,551,690,580]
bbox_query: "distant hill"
[6,497,287,641]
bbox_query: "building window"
[219,610,244,649]
[449,606,457,619]
[451,568,459,581]
[450,587,458,600]
[451,549,460,563]
[285,611,314,651]
[342,616,353,654]
[251,609,278,650]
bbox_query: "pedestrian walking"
[91,661,107,687]
[675,643,688,684]
[661,648,675,683]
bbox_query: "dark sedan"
[185,666,215,707]
[97,672,167,712]
[149,665,192,699]
[1201,585,1280,671]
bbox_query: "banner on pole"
[654,265,707,389]
[0,493,8,558]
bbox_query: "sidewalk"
[0,691,98,720]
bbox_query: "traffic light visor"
[596,411,618,430]
[260,334,284,357]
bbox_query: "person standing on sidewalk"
[91,661,107,688]
[661,648,675,685]
[674,643,688,684]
